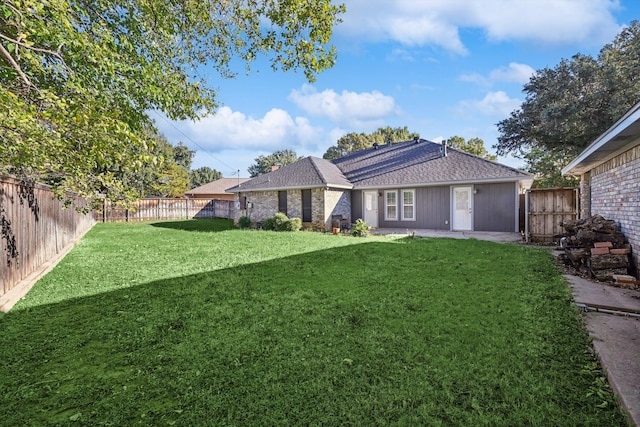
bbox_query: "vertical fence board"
[0,176,96,302]
[527,188,579,243]
[96,198,235,222]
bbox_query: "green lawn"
[0,219,627,426]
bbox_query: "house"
[228,138,534,232]
[562,100,640,271]
[185,177,249,201]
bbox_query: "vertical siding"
[351,190,363,222]
[414,187,450,229]
[377,186,449,229]
[474,182,517,232]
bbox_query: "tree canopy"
[446,136,497,160]
[323,126,419,160]
[248,150,301,177]
[495,21,640,184]
[0,0,344,207]
[189,167,222,189]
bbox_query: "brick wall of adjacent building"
[588,144,640,271]
[323,189,351,227]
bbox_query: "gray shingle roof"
[229,140,532,192]
[333,139,533,188]
[228,157,352,192]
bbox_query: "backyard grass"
[0,219,628,426]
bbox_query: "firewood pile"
[559,215,633,282]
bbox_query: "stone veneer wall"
[235,188,347,230]
[588,144,640,271]
[323,189,351,227]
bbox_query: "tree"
[495,21,640,185]
[523,147,579,189]
[0,0,345,208]
[248,150,301,177]
[190,167,222,189]
[173,143,195,171]
[323,126,419,160]
[446,136,497,160]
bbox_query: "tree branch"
[0,33,64,59]
[0,41,32,88]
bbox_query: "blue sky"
[154,0,640,180]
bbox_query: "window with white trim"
[384,190,397,220]
[401,189,415,220]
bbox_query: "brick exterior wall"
[587,145,640,271]
[235,188,351,231]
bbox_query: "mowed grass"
[0,219,627,426]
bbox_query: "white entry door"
[363,191,378,228]
[452,187,473,230]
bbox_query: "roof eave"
[352,176,534,190]
[562,101,640,176]
[228,183,353,193]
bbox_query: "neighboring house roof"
[563,100,640,176]
[228,157,353,192]
[333,139,533,189]
[185,177,250,196]
[229,139,533,192]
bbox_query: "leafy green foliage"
[237,215,252,229]
[262,212,301,231]
[189,167,222,189]
[248,149,301,177]
[323,126,419,160]
[0,0,345,207]
[495,21,640,183]
[351,218,370,237]
[446,136,497,160]
[0,221,626,425]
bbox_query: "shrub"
[288,217,302,231]
[262,217,276,231]
[261,213,300,232]
[273,212,290,231]
[351,218,370,237]
[237,216,251,229]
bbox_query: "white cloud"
[338,0,622,53]
[489,63,535,84]
[460,62,535,88]
[288,84,398,127]
[457,91,521,118]
[155,106,322,153]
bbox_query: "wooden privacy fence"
[0,176,95,306]
[97,198,236,222]
[525,188,579,243]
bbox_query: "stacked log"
[560,215,632,281]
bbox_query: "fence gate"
[525,188,579,243]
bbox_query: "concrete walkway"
[371,228,524,243]
[565,274,640,426]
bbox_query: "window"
[278,191,287,216]
[402,189,415,220]
[302,189,312,222]
[385,190,397,220]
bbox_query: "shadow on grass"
[149,218,236,233]
[0,239,625,426]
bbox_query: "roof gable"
[186,177,249,195]
[229,157,352,192]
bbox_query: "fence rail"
[97,198,236,222]
[0,175,95,304]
